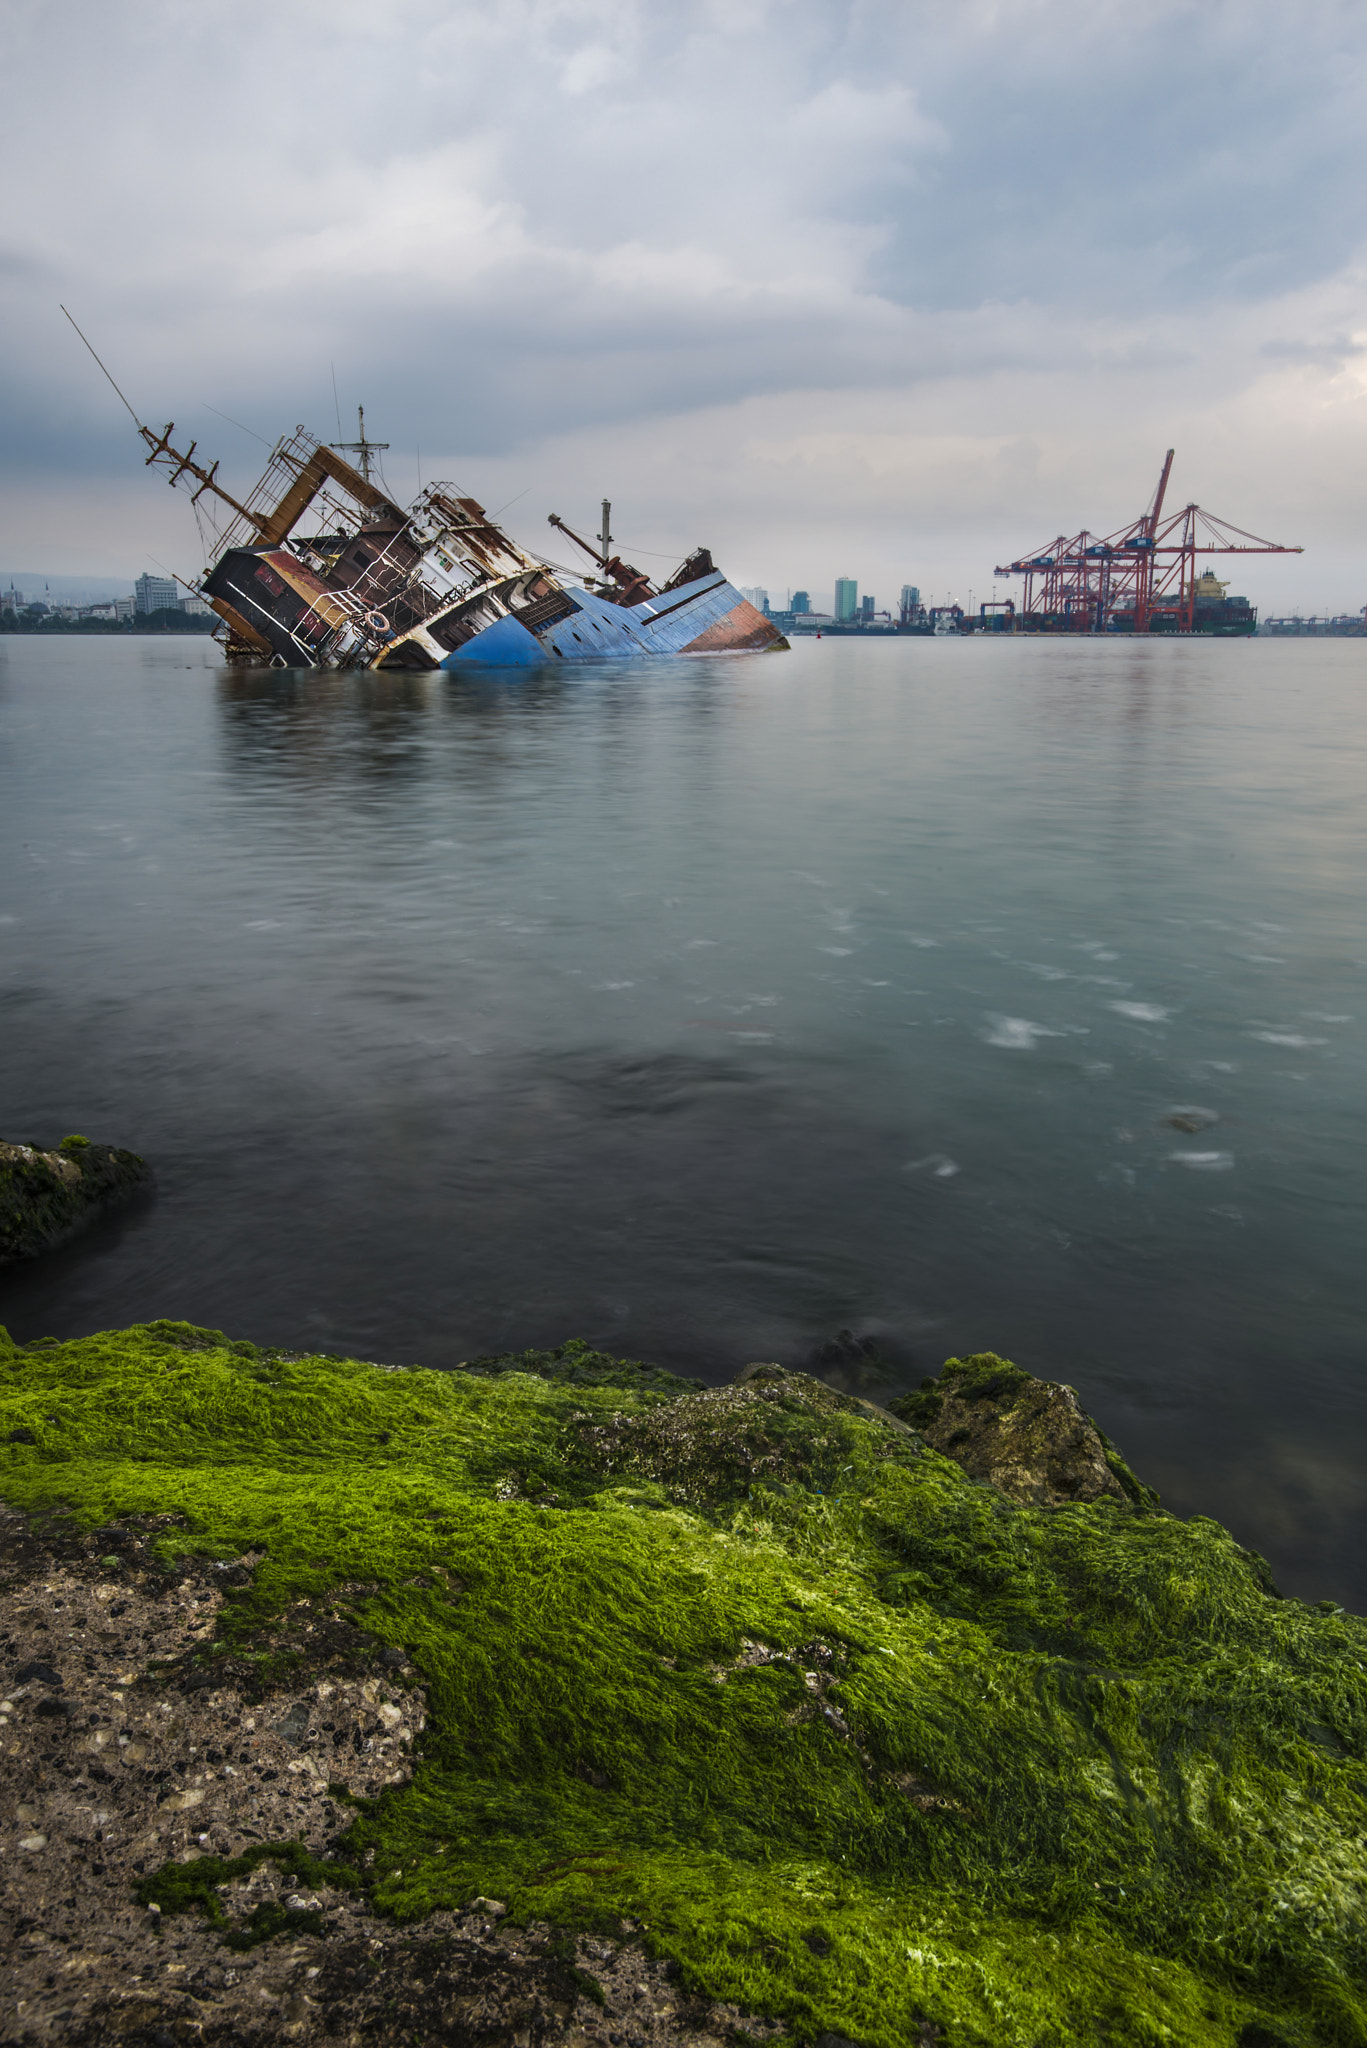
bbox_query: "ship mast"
[137,422,276,534]
[60,305,277,538]
[331,406,389,486]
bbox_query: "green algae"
[462,1334,706,1398]
[892,1350,1035,1431]
[138,1840,359,1942]
[2,1323,1366,2046]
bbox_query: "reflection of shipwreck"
[69,315,787,668]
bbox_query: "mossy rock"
[0,1134,151,1264]
[459,1335,705,1399]
[890,1351,1162,1509]
[2,1323,1364,2046]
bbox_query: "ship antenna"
[332,403,388,487]
[60,305,146,430]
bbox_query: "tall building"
[135,573,178,615]
[3,585,23,611]
[859,594,875,620]
[899,585,920,619]
[834,578,857,622]
[791,590,810,615]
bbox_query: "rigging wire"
[203,403,269,446]
[149,553,201,598]
[191,498,212,572]
[600,541,700,559]
[59,305,145,429]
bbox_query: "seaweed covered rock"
[889,1350,1157,1507]
[461,1334,706,1398]
[0,1133,151,1264]
[1,1323,1364,2047]
[567,1361,920,1512]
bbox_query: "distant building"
[180,594,212,616]
[859,594,875,621]
[900,584,920,614]
[84,604,118,621]
[3,585,23,611]
[135,573,178,615]
[114,596,137,621]
[834,578,857,623]
[791,590,810,615]
[785,612,833,632]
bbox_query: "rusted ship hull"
[120,415,785,671]
[204,542,783,670]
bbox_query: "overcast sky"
[3,0,1365,612]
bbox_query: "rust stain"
[681,599,788,655]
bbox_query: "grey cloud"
[1260,335,1366,366]
[2,0,1365,613]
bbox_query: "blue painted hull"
[443,570,781,668]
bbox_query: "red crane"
[994,452,1302,634]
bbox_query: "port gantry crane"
[994,451,1302,633]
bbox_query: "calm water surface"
[2,633,1364,1603]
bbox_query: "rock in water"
[0,1134,152,1264]
[888,1351,1158,1507]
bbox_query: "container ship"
[68,317,788,669]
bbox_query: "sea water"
[1,632,1364,1603]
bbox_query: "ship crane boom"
[547,512,655,604]
[547,511,608,568]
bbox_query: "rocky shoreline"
[1,1322,1361,2046]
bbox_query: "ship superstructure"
[181,424,784,668]
[64,312,787,670]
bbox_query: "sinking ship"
[105,380,787,668]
